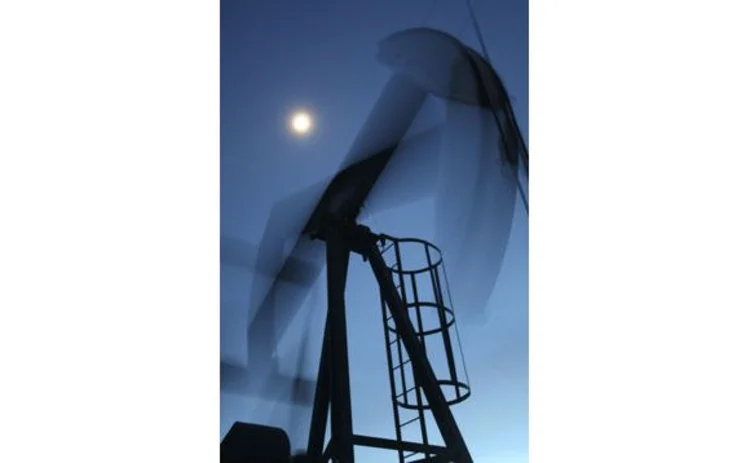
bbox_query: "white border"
[1,1,219,461]
[2,0,750,461]
[532,0,750,461]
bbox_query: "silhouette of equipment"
[221,26,528,463]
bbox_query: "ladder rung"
[399,415,420,427]
[396,386,416,399]
[391,359,411,371]
[407,456,440,463]
[389,337,399,346]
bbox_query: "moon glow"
[289,111,313,136]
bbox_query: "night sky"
[220,0,528,460]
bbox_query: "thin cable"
[465,0,529,214]
[465,0,494,86]
[456,0,482,40]
[514,168,529,212]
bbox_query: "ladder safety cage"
[377,235,471,463]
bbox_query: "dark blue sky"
[220,0,528,460]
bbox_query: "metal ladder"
[381,282,437,463]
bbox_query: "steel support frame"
[306,228,355,462]
[306,223,473,463]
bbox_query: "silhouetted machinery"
[221,27,527,463]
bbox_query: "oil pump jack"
[221,27,527,463]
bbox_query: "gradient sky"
[220,0,528,461]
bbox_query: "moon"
[289,110,313,136]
